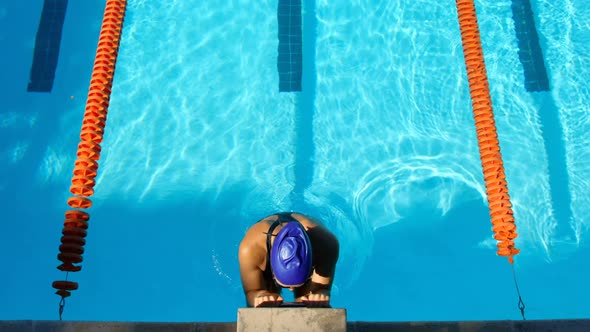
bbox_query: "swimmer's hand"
[254,291,284,307]
[297,290,331,308]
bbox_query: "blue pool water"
[1,0,589,323]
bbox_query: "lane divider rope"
[52,0,128,320]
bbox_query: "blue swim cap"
[270,222,313,287]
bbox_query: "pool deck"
[2,308,589,332]
[2,319,590,332]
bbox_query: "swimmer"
[238,212,339,308]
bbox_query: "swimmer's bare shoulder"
[290,213,335,249]
[290,212,320,229]
[238,216,274,273]
[238,215,282,307]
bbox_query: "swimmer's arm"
[296,225,340,300]
[311,224,340,290]
[238,243,282,307]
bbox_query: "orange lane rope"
[455,0,520,263]
[455,0,525,319]
[52,0,128,320]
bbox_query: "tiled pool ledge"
[2,308,589,332]
[2,319,590,332]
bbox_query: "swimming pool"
[0,0,588,323]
